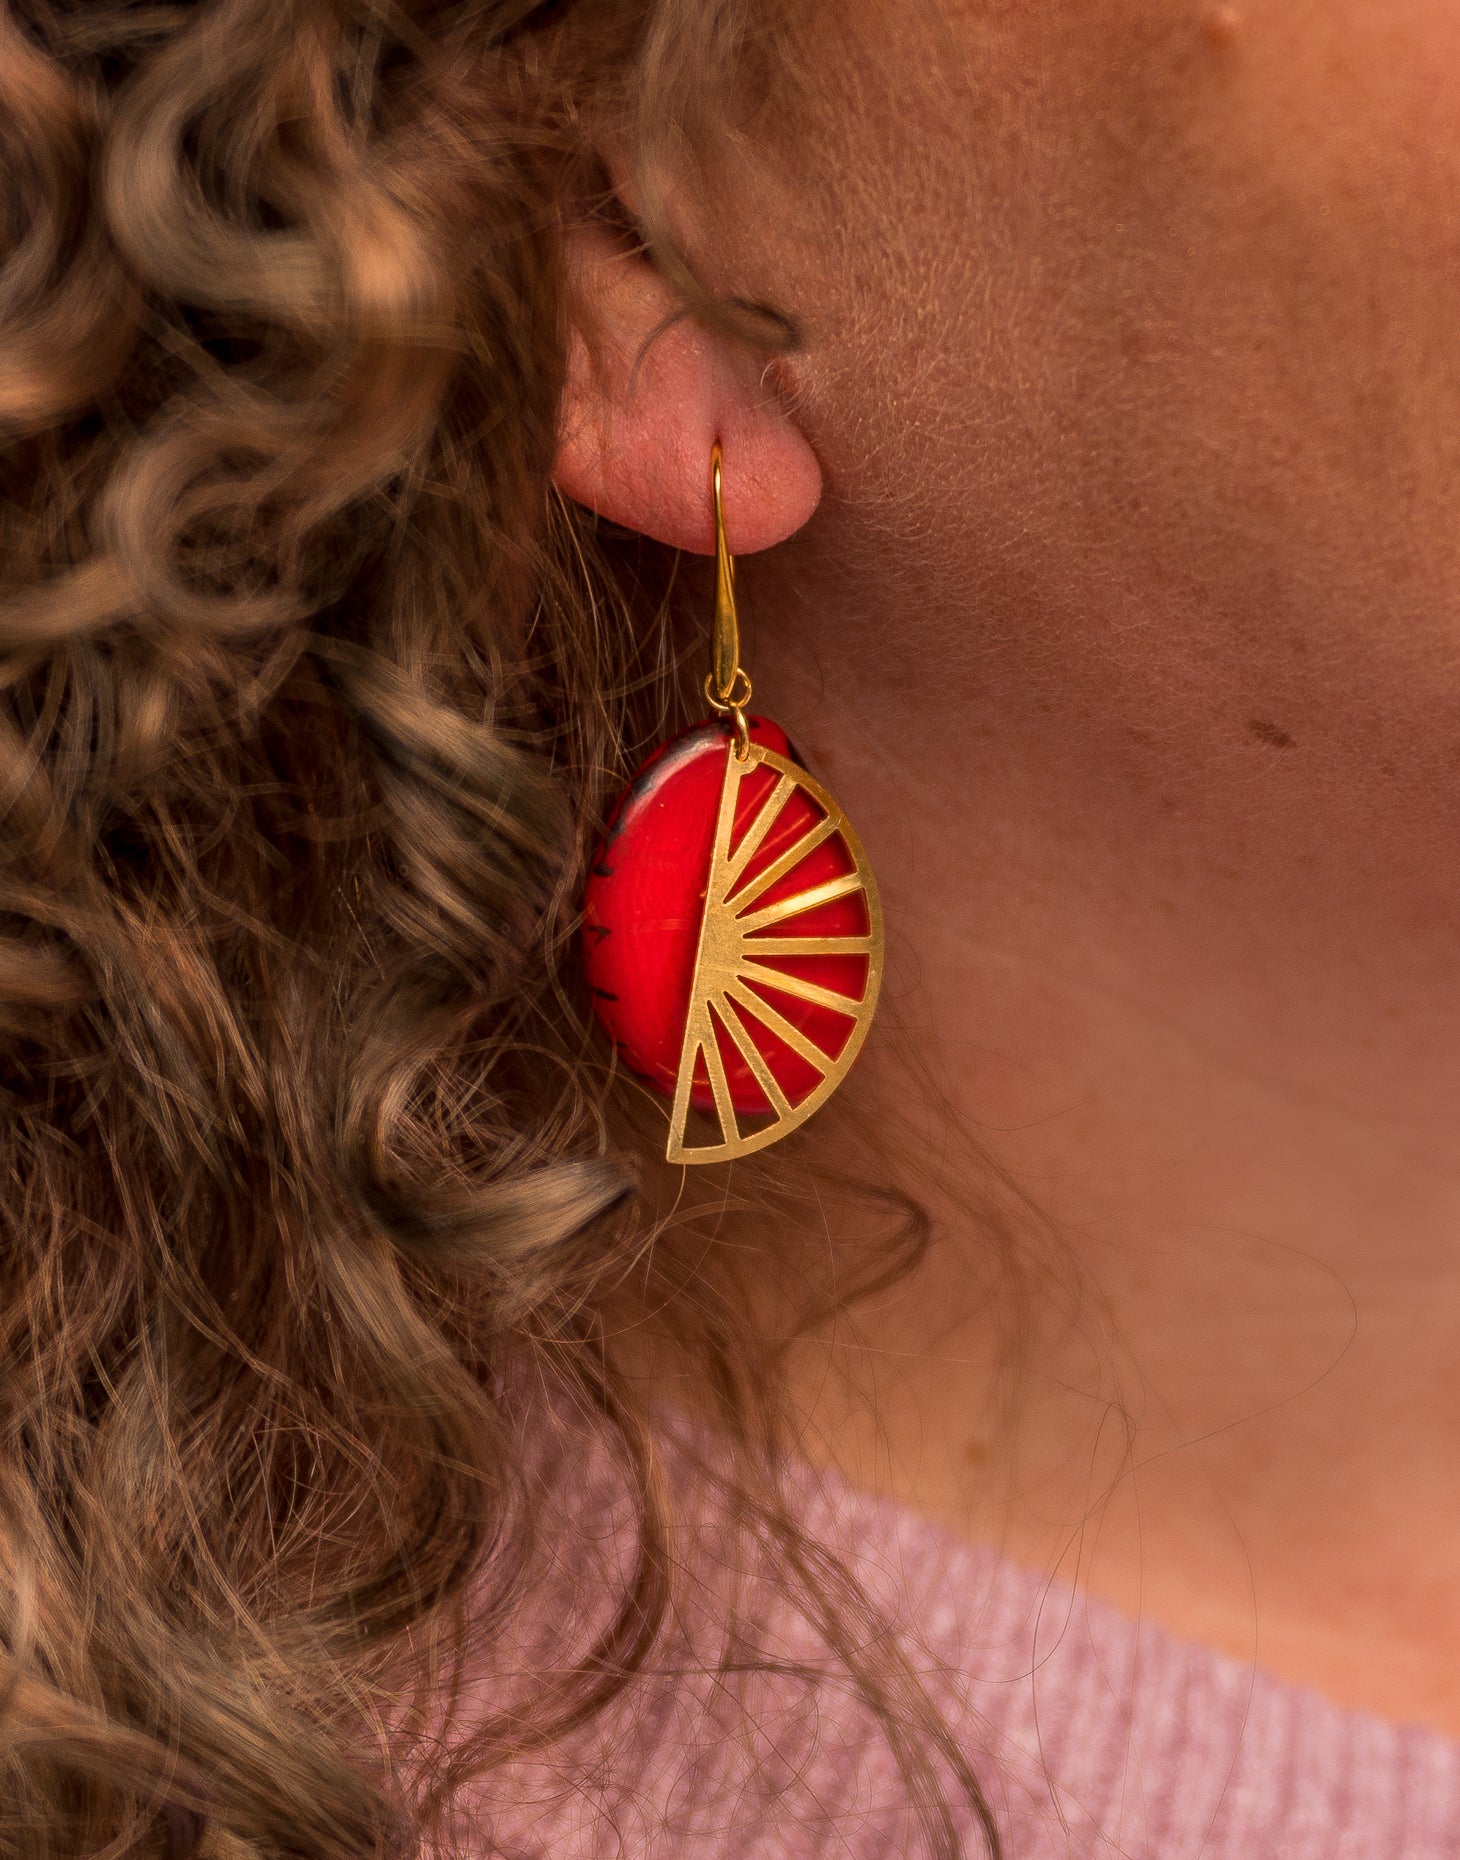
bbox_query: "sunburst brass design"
[666,741,884,1164]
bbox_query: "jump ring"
[703,667,753,714]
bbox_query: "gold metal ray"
[723,974,834,1072]
[665,741,884,1165]
[740,935,876,958]
[734,870,864,937]
[716,994,795,1121]
[728,813,841,914]
[739,962,865,1017]
[724,773,795,888]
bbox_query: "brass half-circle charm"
[667,738,882,1163]
[582,719,883,1164]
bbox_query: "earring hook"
[706,442,752,759]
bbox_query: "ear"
[552,222,822,555]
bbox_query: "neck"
[745,546,1460,1737]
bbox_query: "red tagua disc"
[582,715,883,1163]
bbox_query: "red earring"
[582,444,884,1163]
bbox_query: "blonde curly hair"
[0,3,997,1855]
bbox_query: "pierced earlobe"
[550,222,822,554]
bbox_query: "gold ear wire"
[705,442,753,759]
[710,443,738,700]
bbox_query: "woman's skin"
[554,0,1460,1736]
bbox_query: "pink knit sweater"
[458,1459,1460,1857]
[828,1480,1460,1857]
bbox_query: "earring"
[582,443,883,1164]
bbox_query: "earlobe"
[551,223,822,555]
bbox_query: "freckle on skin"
[1248,717,1295,750]
[1202,3,1244,49]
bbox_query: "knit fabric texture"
[806,1475,1460,1857]
[454,1456,1460,1858]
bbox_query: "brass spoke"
[716,994,793,1119]
[667,1003,711,1162]
[700,1009,741,1146]
[737,934,875,957]
[724,976,833,1074]
[708,749,748,877]
[735,871,863,935]
[728,813,839,914]
[722,773,795,890]
[739,960,863,1016]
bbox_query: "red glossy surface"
[582,716,871,1116]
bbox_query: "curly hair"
[0,3,999,1856]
